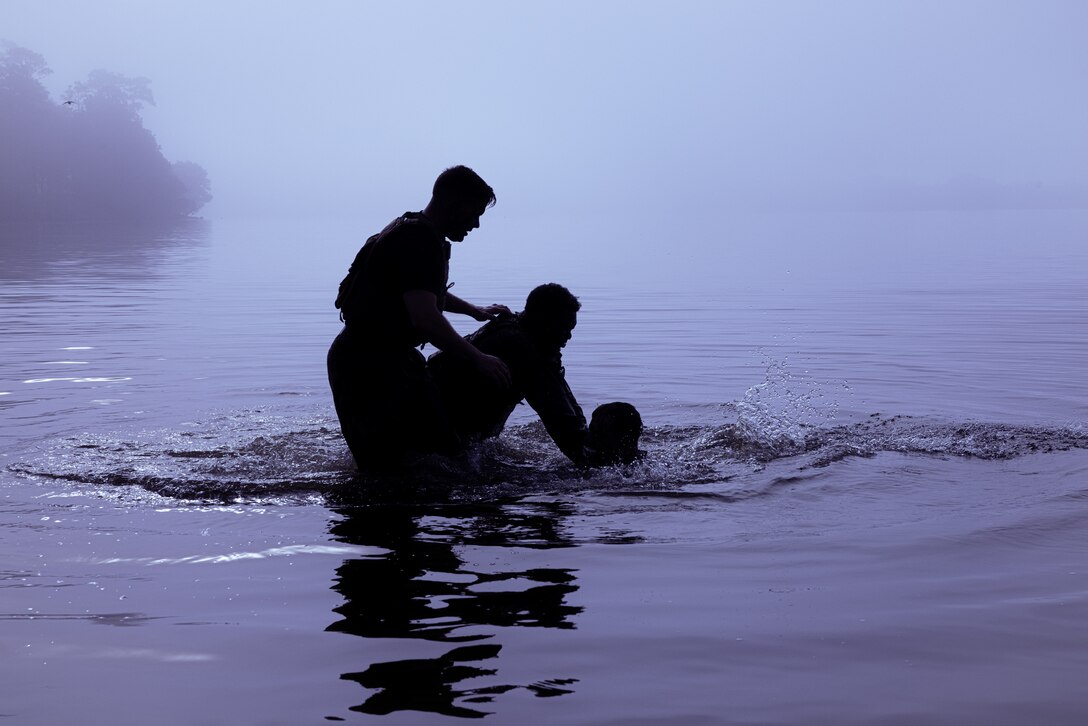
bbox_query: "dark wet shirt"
[335,212,450,348]
[427,314,589,463]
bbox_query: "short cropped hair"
[523,283,581,320]
[433,165,496,210]
[587,402,644,465]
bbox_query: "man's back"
[428,314,588,462]
[335,213,451,348]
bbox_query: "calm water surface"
[1,210,1086,724]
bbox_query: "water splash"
[721,355,844,459]
[8,403,1086,505]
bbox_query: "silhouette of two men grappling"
[327,165,641,472]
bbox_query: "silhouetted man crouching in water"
[428,283,644,467]
[328,166,511,470]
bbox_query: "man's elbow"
[404,291,441,329]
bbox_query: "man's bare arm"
[404,290,511,388]
[444,292,511,321]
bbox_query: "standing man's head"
[521,283,581,351]
[424,165,496,242]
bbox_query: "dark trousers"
[327,328,459,470]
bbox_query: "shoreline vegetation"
[0,41,210,225]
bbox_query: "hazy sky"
[3,0,1086,217]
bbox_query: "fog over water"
[3,0,1086,222]
[5,5,1088,724]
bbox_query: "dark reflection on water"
[0,218,209,281]
[326,499,585,718]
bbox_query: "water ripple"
[7,407,1086,504]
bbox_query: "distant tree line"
[0,42,211,222]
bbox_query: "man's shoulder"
[372,214,448,265]
[472,317,553,365]
[469,316,525,345]
[379,213,441,244]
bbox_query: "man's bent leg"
[327,331,406,470]
[328,332,458,470]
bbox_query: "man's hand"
[473,303,512,322]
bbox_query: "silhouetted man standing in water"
[428,283,644,466]
[328,166,510,470]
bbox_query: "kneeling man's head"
[522,283,581,351]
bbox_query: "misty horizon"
[1,41,211,224]
[2,1,1085,220]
